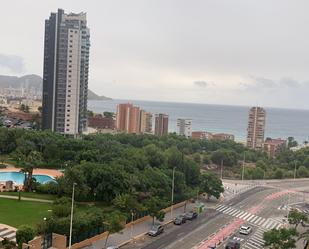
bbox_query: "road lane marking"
[247,214,256,222]
[250,216,259,223]
[222,207,233,214]
[242,213,251,220]
[229,209,239,216]
[239,212,248,219]
[235,211,244,217]
[257,218,266,226]
[216,205,228,211]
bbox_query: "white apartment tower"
[177,118,192,138]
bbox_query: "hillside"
[0,74,42,89]
[0,74,111,100]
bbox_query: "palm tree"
[20,151,42,192]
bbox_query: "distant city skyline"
[1,0,309,109]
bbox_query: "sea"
[88,99,309,143]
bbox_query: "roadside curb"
[118,219,174,248]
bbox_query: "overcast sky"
[1,0,309,109]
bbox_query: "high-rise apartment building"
[246,107,266,149]
[116,103,140,133]
[42,9,90,135]
[154,114,169,137]
[127,106,140,133]
[140,110,152,134]
[176,118,192,138]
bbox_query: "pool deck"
[0,167,63,178]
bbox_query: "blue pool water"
[0,172,56,184]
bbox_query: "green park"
[0,128,309,248]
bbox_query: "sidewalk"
[222,180,262,201]
[91,201,197,249]
[0,194,53,203]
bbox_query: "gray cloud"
[194,81,208,88]
[0,54,24,73]
[279,77,300,88]
[242,76,301,91]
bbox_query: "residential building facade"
[246,107,266,149]
[176,118,192,138]
[192,131,212,140]
[88,116,115,130]
[116,103,140,133]
[154,113,169,137]
[42,9,90,135]
[212,133,235,141]
[140,110,152,134]
[263,138,286,157]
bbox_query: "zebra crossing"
[215,205,282,230]
[0,227,16,242]
[242,227,267,249]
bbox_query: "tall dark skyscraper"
[42,9,90,135]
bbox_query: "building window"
[66,129,70,131]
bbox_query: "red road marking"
[196,189,294,248]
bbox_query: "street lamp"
[241,152,246,181]
[220,159,224,180]
[293,161,297,180]
[68,183,77,249]
[130,211,134,239]
[170,167,175,221]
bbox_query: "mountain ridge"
[0,74,112,100]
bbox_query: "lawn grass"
[0,198,52,228]
[0,191,57,200]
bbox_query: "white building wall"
[64,28,81,135]
[177,119,192,138]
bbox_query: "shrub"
[16,225,35,248]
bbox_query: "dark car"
[225,239,240,249]
[185,211,198,220]
[173,215,187,225]
[148,224,164,236]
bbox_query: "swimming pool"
[0,172,56,184]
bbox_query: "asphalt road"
[122,187,271,249]
[122,179,309,249]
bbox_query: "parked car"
[185,211,198,220]
[239,225,252,235]
[225,239,240,249]
[173,215,187,225]
[107,247,119,249]
[148,224,164,236]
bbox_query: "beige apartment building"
[246,106,266,149]
[140,110,153,134]
[116,103,141,133]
